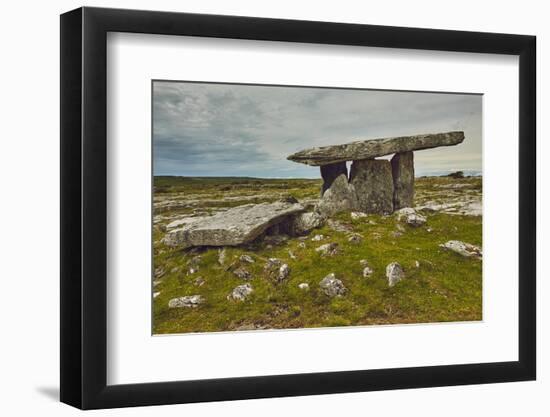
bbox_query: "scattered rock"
[187,266,199,275]
[395,207,427,227]
[288,250,297,260]
[278,264,291,282]
[315,242,340,256]
[391,231,403,238]
[311,234,325,241]
[227,283,253,301]
[164,201,304,248]
[168,295,205,308]
[363,266,374,278]
[233,267,252,280]
[348,233,364,244]
[319,273,347,297]
[289,211,324,235]
[439,240,482,259]
[264,258,282,271]
[415,260,420,268]
[153,292,161,298]
[239,254,255,263]
[327,219,353,233]
[193,277,205,286]
[298,283,310,290]
[350,211,368,220]
[359,259,369,266]
[218,248,227,265]
[386,262,405,287]
[298,242,307,249]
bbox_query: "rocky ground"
[152,175,482,334]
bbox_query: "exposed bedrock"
[349,159,394,214]
[391,151,415,209]
[287,131,464,166]
[320,162,348,196]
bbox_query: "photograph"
[151,80,483,335]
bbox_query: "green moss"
[152,176,482,334]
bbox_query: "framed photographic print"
[60,6,536,409]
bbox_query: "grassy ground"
[152,176,482,334]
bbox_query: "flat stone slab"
[287,131,464,166]
[164,201,304,248]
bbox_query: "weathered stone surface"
[391,151,414,209]
[319,273,347,297]
[278,264,291,282]
[227,283,253,301]
[287,131,464,166]
[320,162,348,195]
[298,283,309,290]
[288,211,324,235]
[395,207,427,227]
[315,242,339,256]
[233,267,252,280]
[239,254,255,263]
[164,201,304,248]
[386,262,405,287]
[314,174,358,217]
[349,159,394,214]
[440,240,482,259]
[168,295,205,308]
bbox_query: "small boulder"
[319,273,347,297]
[363,266,374,278]
[278,264,291,282]
[315,242,339,256]
[264,258,282,271]
[194,276,206,286]
[386,262,405,287]
[439,240,482,259]
[227,283,253,301]
[153,292,161,298]
[239,254,255,263]
[348,233,364,244]
[168,295,205,308]
[298,242,307,249]
[311,234,325,241]
[395,207,427,227]
[233,267,252,280]
[298,283,310,291]
[290,211,324,235]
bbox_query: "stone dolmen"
[287,131,464,216]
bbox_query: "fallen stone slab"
[287,131,464,166]
[164,201,304,248]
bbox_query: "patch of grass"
[152,176,482,334]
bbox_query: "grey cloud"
[153,81,482,177]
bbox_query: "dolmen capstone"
[287,131,464,216]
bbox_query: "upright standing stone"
[391,151,414,209]
[320,162,348,195]
[349,159,393,214]
[315,174,358,218]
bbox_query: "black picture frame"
[60,6,536,410]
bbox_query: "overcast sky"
[153,81,482,178]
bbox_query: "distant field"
[152,175,482,334]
